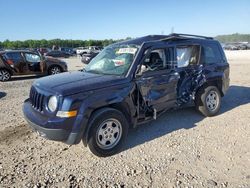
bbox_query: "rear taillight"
[6,59,14,65]
[6,60,14,68]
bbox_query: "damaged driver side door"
[135,46,180,114]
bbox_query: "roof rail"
[161,33,213,41]
[169,33,213,39]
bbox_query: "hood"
[34,71,128,96]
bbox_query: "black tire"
[48,65,62,75]
[87,108,129,157]
[0,69,11,82]
[195,86,221,117]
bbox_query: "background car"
[45,50,71,58]
[223,44,238,50]
[0,50,67,81]
[38,48,51,55]
[237,44,248,50]
[60,47,76,55]
[81,52,98,64]
[76,46,102,55]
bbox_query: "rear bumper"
[23,99,82,145]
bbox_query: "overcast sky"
[0,0,249,41]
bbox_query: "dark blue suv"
[23,34,230,157]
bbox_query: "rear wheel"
[48,66,62,75]
[87,108,129,157]
[0,69,11,82]
[195,86,221,117]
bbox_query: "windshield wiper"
[86,70,104,75]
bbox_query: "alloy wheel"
[0,70,10,81]
[50,66,61,75]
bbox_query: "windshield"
[85,44,138,76]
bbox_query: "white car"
[76,46,102,55]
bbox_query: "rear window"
[4,52,22,61]
[203,43,222,64]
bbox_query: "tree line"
[215,33,250,43]
[0,38,132,49]
[1,34,249,49]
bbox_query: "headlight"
[48,96,58,112]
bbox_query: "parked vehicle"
[223,43,250,50]
[223,44,238,50]
[45,50,71,58]
[81,52,99,64]
[23,33,230,157]
[0,50,67,81]
[237,44,248,50]
[76,46,102,55]
[247,43,250,49]
[60,47,76,55]
[38,48,51,55]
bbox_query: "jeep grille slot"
[29,87,44,112]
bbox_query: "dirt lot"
[0,51,250,188]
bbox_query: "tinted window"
[203,43,222,64]
[176,45,200,68]
[5,52,22,61]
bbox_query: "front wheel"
[0,69,11,82]
[195,86,221,117]
[87,108,129,157]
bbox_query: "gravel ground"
[0,51,250,188]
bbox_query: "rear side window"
[176,45,200,68]
[4,52,22,62]
[203,43,222,64]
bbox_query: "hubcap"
[96,118,122,150]
[50,67,61,74]
[0,70,10,81]
[206,90,219,111]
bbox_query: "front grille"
[29,87,45,112]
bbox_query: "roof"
[0,50,37,54]
[117,35,168,46]
[116,33,214,46]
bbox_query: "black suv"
[0,50,68,81]
[23,34,230,157]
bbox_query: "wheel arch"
[195,79,223,105]
[82,100,135,146]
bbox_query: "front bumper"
[23,99,82,145]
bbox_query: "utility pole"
[171,27,174,34]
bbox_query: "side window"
[142,49,166,72]
[176,45,200,68]
[24,53,41,63]
[4,52,22,62]
[203,43,222,64]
